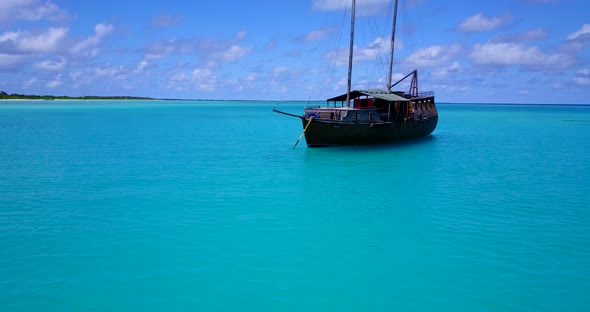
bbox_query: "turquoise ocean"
[1,100,589,311]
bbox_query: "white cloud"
[0,27,68,53]
[150,13,184,29]
[432,61,463,78]
[244,73,257,82]
[192,68,216,91]
[567,24,590,41]
[166,71,192,91]
[218,45,252,62]
[574,68,590,85]
[171,72,190,81]
[406,44,462,67]
[312,0,349,11]
[22,77,37,89]
[0,0,68,23]
[34,58,66,71]
[235,31,247,41]
[46,74,62,88]
[270,67,290,88]
[326,36,390,65]
[301,27,335,42]
[355,37,388,61]
[95,23,113,37]
[0,53,25,71]
[16,1,67,22]
[19,28,68,52]
[69,71,83,82]
[136,60,149,73]
[470,42,572,70]
[0,30,21,42]
[71,23,114,56]
[96,66,117,77]
[574,77,590,85]
[145,36,251,63]
[144,40,177,59]
[95,65,127,80]
[46,80,62,88]
[273,66,288,74]
[457,13,509,32]
[490,29,549,43]
[525,0,558,3]
[312,0,390,15]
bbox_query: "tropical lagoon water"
[0,100,589,311]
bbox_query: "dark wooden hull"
[302,115,438,147]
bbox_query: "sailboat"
[274,0,438,148]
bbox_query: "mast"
[346,0,356,107]
[386,0,399,91]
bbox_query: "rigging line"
[401,0,410,74]
[351,0,384,90]
[361,0,391,89]
[376,0,395,89]
[401,0,416,75]
[345,0,355,106]
[318,3,349,100]
[372,8,389,88]
[354,0,365,89]
[411,1,426,54]
[414,0,426,64]
[389,0,406,80]
[360,0,398,89]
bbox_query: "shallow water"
[1,100,589,311]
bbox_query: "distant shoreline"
[0,95,154,101]
[0,96,588,106]
[0,96,281,102]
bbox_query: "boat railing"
[304,105,321,109]
[417,91,435,98]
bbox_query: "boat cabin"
[304,89,419,123]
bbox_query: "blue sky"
[0,0,588,103]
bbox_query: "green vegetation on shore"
[0,91,153,100]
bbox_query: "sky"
[0,0,589,104]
